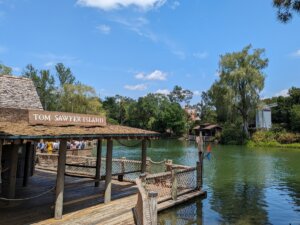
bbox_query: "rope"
[0,186,55,202]
[116,140,143,148]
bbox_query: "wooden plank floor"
[0,170,137,225]
[0,170,206,225]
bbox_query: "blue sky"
[0,0,299,103]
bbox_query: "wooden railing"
[134,163,202,225]
[134,175,158,225]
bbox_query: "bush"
[251,130,276,143]
[220,123,247,145]
[277,132,298,144]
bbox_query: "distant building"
[256,108,272,130]
[190,123,222,142]
[184,106,200,121]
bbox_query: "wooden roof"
[0,109,159,140]
[0,75,43,110]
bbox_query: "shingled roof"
[0,75,43,110]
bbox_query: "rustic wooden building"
[0,75,159,221]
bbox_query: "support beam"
[8,142,19,199]
[141,139,147,173]
[23,142,32,187]
[104,139,113,203]
[95,139,102,187]
[54,140,67,220]
[0,140,3,194]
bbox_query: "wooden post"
[54,140,67,220]
[8,142,19,199]
[196,133,204,190]
[23,142,32,187]
[171,169,178,200]
[104,139,113,203]
[0,140,3,194]
[95,139,102,187]
[148,191,158,225]
[141,139,147,173]
[118,157,126,182]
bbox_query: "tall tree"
[217,45,268,137]
[273,0,300,22]
[55,63,75,87]
[169,85,193,105]
[22,65,56,110]
[0,63,12,75]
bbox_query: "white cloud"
[193,90,202,96]
[156,89,170,95]
[124,84,147,91]
[77,0,166,11]
[12,67,20,73]
[96,24,111,34]
[292,49,300,57]
[135,70,167,81]
[275,89,289,97]
[193,52,208,59]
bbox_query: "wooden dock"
[0,170,206,225]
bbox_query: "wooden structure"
[0,75,159,221]
[0,75,206,225]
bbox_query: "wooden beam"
[141,139,147,173]
[54,140,67,220]
[0,139,3,194]
[8,142,19,199]
[104,139,113,203]
[95,139,102,187]
[23,142,32,187]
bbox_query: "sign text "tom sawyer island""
[28,110,106,126]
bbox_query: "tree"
[22,65,56,110]
[195,91,217,123]
[55,63,76,87]
[290,104,300,132]
[273,0,300,22]
[0,63,12,75]
[217,45,268,137]
[59,83,105,115]
[169,85,193,105]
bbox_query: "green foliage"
[220,122,247,145]
[217,45,268,137]
[22,63,105,115]
[273,0,300,22]
[22,65,56,110]
[55,63,76,86]
[250,130,300,148]
[290,104,300,132]
[168,85,193,105]
[0,63,12,75]
[59,84,104,115]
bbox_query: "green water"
[108,139,300,225]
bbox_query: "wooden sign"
[28,110,106,127]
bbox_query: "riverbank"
[247,140,300,149]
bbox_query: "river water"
[110,139,300,225]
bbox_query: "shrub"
[277,132,298,144]
[251,130,276,143]
[220,122,247,145]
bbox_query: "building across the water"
[190,123,222,141]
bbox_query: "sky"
[0,0,299,103]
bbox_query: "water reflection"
[98,140,300,224]
[159,200,203,225]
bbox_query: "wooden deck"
[0,170,206,225]
[0,170,137,225]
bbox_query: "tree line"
[1,44,299,142]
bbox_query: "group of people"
[37,140,86,153]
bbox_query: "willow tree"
[0,63,12,75]
[218,45,268,137]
